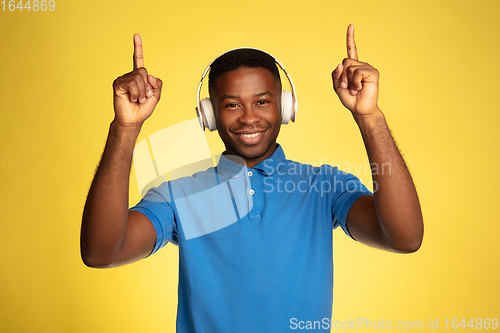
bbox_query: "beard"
[220,123,280,166]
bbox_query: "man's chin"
[232,143,277,162]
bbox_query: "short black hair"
[208,48,281,91]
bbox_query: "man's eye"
[257,100,270,105]
[225,103,239,108]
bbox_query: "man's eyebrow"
[220,91,274,102]
[255,91,274,97]
[220,94,238,102]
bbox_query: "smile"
[240,132,263,138]
[233,129,267,145]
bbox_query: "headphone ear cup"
[281,90,295,124]
[195,105,205,130]
[199,98,217,131]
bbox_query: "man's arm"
[332,25,423,253]
[81,34,163,268]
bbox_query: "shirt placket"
[247,169,263,221]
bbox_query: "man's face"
[211,67,282,168]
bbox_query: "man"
[81,25,423,332]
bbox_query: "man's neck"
[224,143,278,169]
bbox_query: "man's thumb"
[148,75,162,99]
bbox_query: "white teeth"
[241,132,262,138]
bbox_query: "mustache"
[229,123,270,133]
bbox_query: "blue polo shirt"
[130,144,372,332]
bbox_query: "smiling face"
[210,67,282,168]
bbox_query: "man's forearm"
[354,109,423,252]
[80,121,141,267]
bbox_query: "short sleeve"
[129,182,178,256]
[330,169,373,239]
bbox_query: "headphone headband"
[196,47,297,130]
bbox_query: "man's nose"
[239,105,260,125]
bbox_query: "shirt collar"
[216,144,286,178]
[217,143,286,179]
[254,144,286,176]
[216,154,248,179]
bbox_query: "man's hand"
[112,34,163,128]
[81,34,161,268]
[332,24,379,116]
[331,25,424,253]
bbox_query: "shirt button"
[249,189,255,195]
[248,171,253,176]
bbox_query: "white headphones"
[195,47,298,131]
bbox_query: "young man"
[81,25,423,332]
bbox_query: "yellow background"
[1,0,499,331]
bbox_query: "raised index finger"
[346,24,358,60]
[133,33,144,70]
